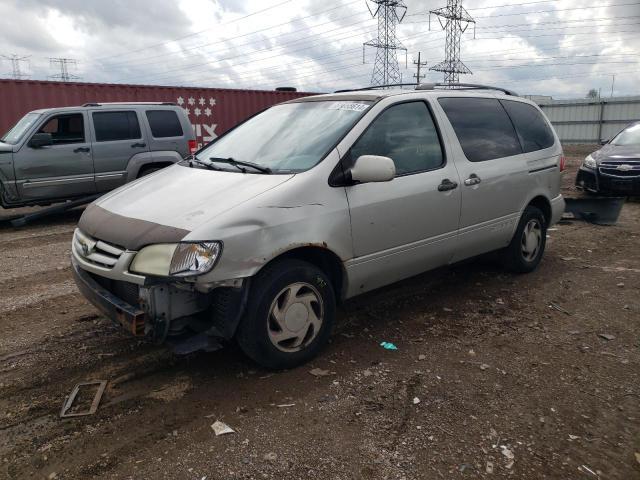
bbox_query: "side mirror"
[600,138,609,146]
[350,155,395,184]
[28,132,53,148]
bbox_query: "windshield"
[195,100,372,173]
[611,123,640,146]
[1,113,41,145]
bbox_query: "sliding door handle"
[464,173,481,186]
[131,142,146,148]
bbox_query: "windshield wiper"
[209,157,272,174]
[189,157,222,171]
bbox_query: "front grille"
[74,229,125,269]
[600,168,640,178]
[90,273,140,306]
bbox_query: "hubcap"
[521,219,542,262]
[267,282,324,353]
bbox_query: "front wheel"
[502,205,547,273]
[236,259,336,370]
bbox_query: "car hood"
[78,164,294,249]
[593,144,640,162]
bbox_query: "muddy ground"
[1,146,638,480]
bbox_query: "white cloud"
[0,0,638,98]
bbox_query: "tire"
[236,259,336,370]
[502,205,547,273]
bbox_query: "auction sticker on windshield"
[327,102,370,112]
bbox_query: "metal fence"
[533,95,640,144]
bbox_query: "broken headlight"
[169,242,222,277]
[130,241,222,277]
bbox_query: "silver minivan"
[0,102,195,208]
[72,85,565,369]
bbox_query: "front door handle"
[131,142,146,148]
[464,173,482,186]
[438,178,459,192]
[73,147,90,153]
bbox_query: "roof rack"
[334,83,517,96]
[81,102,176,107]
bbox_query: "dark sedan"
[576,121,640,196]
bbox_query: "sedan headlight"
[130,241,222,277]
[583,154,597,169]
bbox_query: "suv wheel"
[502,205,547,273]
[236,259,335,370]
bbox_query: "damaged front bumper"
[71,254,248,353]
[576,166,640,195]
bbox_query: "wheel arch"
[527,195,552,226]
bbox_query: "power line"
[2,54,30,79]
[49,58,80,82]
[363,0,408,86]
[429,0,476,86]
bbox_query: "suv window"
[146,110,183,138]
[350,101,444,175]
[500,100,554,152]
[92,111,141,142]
[438,97,522,162]
[38,113,85,145]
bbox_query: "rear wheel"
[502,205,547,273]
[236,259,335,370]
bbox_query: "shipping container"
[0,79,314,148]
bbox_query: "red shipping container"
[0,79,313,148]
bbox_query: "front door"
[14,112,95,201]
[344,100,461,297]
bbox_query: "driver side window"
[350,101,444,176]
[38,113,85,145]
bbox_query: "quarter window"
[146,110,183,138]
[438,97,522,162]
[350,101,444,175]
[500,100,555,152]
[37,113,85,145]
[92,111,141,142]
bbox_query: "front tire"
[502,205,547,273]
[236,259,336,370]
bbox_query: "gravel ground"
[1,147,639,480]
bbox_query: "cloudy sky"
[1,0,639,98]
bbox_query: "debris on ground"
[263,452,277,462]
[276,403,295,408]
[380,341,398,350]
[480,363,490,370]
[486,461,494,474]
[412,397,420,405]
[549,302,572,315]
[309,368,330,377]
[211,420,235,436]
[635,452,640,465]
[60,380,107,418]
[578,464,598,477]
[598,333,616,341]
[418,354,426,360]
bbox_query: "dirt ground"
[1,146,639,480]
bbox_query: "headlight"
[130,241,222,277]
[169,242,222,277]
[583,154,597,169]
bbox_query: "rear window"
[146,110,183,138]
[500,100,555,152]
[438,97,522,162]
[93,111,141,142]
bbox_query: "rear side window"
[438,97,522,162]
[350,101,444,176]
[500,100,555,152]
[92,111,141,142]
[146,110,183,138]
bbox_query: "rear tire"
[236,259,335,370]
[502,205,547,273]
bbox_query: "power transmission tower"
[429,0,475,86]
[413,51,427,84]
[363,0,407,87]
[49,57,80,82]
[2,54,30,79]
